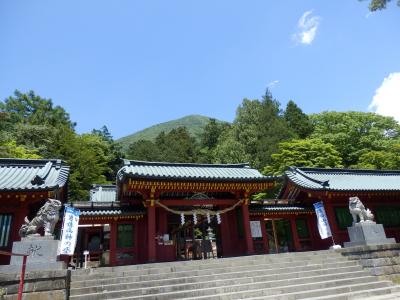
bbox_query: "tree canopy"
[0,90,120,201]
[2,89,400,201]
[264,139,343,176]
[362,0,400,11]
[126,127,198,163]
[310,111,400,167]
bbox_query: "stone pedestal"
[344,222,396,248]
[0,236,65,273]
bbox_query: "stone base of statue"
[0,235,66,273]
[344,222,396,248]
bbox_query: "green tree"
[356,141,400,170]
[0,90,75,129]
[361,0,400,11]
[92,125,123,181]
[126,139,160,161]
[54,131,113,200]
[310,111,400,167]
[201,119,229,149]
[263,138,343,176]
[198,119,230,163]
[0,90,76,158]
[0,139,41,159]
[212,128,251,164]
[155,127,198,162]
[233,91,295,169]
[0,91,119,200]
[284,100,314,139]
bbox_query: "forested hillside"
[117,115,227,151]
[1,89,399,201]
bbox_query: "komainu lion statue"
[19,199,62,237]
[349,196,374,225]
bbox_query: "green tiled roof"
[117,160,276,182]
[0,158,69,191]
[285,167,400,191]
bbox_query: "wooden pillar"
[220,210,231,257]
[241,203,254,255]
[260,218,268,254]
[290,216,302,251]
[110,221,117,266]
[147,203,156,262]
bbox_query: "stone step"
[73,250,334,275]
[71,258,358,288]
[72,250,340,279]
[71,255,349,281]
[70,265,365,295]
[71,262,362,289]
[69,273,377,300]
[302,285,400,299]
[183,281,392,300]
[361,290,400,300]
[237,281,396,300]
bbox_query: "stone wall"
[0,270,70,300]
[337,243,400,279]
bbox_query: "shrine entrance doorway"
[172,213,221,261]
[265,218,294,254]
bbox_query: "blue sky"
[0,1,399,139]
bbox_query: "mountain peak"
[117,115,227,150]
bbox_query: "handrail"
[0,250,28,300]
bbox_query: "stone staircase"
[70,250,400,300]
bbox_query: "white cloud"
[292,10,321,45]
[267,80,279,88]
[369,72,400,122]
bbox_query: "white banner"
[250,221,262,238]
[60,206,80,255]
[313,201,332,239]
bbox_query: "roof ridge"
[123,159,251,169]
[297,167,400,175]
[0,158,67,167]
[288,167,330,187]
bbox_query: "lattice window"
[376,206,400,228]
[0,214,12,248]
[117,224,134,248]
[334,207,352,230]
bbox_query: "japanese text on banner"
[60,206,80,255]
[313,201,332,239]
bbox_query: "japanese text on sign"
[59,206,80,255]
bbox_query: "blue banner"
[313,201,332,239]
[60,206,80,255]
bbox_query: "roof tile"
[0,158,69,191]
[118,160,275,182]
[286,167,400,191]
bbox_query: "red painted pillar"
[110,222,117,266]
[259,218,268,253]
[290,216,302,251]
[147,204,156,262]
[242,204,254,255]
[220,210,231,257]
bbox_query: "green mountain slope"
[117,115,227,150]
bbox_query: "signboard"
[59,206,80,255]
[313,201,332,239]
[250,220,262,238]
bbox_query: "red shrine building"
[1,158,400,267]
[72,160,278,266]
[0,158,69,265]
[276,167,400,251]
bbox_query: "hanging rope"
[155,199,243,216]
